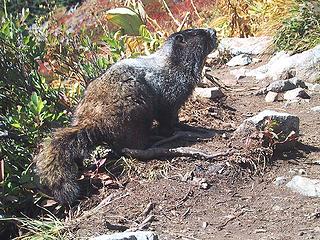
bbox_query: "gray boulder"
[236,110,299,136]
[266,78,307,93]
[246,44,320,82]
[218,36,273,55]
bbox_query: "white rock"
[252,57,262,63]
[90,231,158,240]
[246,44,320,82]
[226,54,252,67]
[286,176,320,197]
[312,106,320,112]
[236,110,299,136]
[314,160,320,165]
[284,88,310,100]
[274,176,287,186]
[218,36,273,55]
[193,87,224,99]
[311,106,320,112]
[308,83,320,92]
[265,91,279,102]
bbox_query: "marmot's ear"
[175,34,186,44]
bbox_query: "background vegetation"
[0,0,319,238]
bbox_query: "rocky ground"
[61,38,320,240]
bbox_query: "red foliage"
[145,0,216,31]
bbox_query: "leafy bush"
[0,0,81,23]
[0,1,164,236]
[0,8,69,238]
[274,0,320,53]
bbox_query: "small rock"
[298,169,306,175]
[284,88,311,100]
[222,133,228,139]
[274,176,287,186]
[90,231,158,240]
[191,177,210,189]
[254,229,267,233]
[193,87,224,99]
[202,222,208,229]
[226,54,252,67]
[314,160,320,165]
[311,106,320,112]
[286,176,320,197]
[252,57,262,63]
[265,91,279,102]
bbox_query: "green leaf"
[106,7,144,35]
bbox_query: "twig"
[159,0,180,26]
[122,147,235,161]
[105,221,128,231]
[217,210,247,230]
[79,192,129,220]
[177,12,190,32]
[176,188,193,208]
[141,202,156,217]
[182,208,191,219]
[190,0,201,19]
[146,15,163,32]
[126,215,156,231]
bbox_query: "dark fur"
[34,28,217,204]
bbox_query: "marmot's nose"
[206,28,217,39]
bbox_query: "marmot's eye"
[175,34,186,44]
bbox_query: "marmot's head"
[163,28,217,74]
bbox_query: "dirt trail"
[67,58,320,240]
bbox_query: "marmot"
[35,28,217,204]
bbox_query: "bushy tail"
[34,125,96,204]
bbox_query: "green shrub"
[0,8,69,237]
[274,0,320,53]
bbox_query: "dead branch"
[177,12,191,32]
[141,202,156,217]
[126,215,156,231]
[217,210,247,230]
[159,0,180,26]
[190,0,201,19]
[105,221,129,231]
[122,147,235,161]
[152,130,216,147]
[79,192,129,220]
